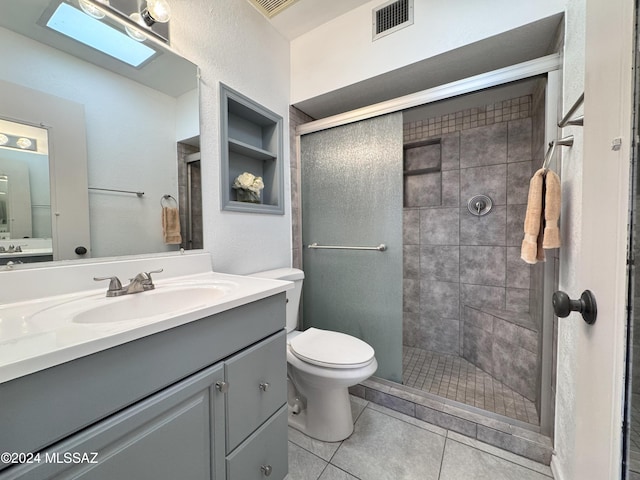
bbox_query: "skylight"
[46,2,156,68]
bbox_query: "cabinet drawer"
[226,406,288,480]
[225,330,287,453]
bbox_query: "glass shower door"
[300,113,403,382]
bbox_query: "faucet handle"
[94,276,123,292]
[144,268,163,283]
[136,268,163,290]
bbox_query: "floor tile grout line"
[444,432,553,478]
[435,436,448,480]
[365,403,448,439]
[288,437,339,463]
[326,463,364,480]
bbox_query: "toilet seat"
[289,327,375,369]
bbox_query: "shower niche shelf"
[220,83,284,214]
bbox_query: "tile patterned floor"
[286,396,553,480]
[402,346,539,425]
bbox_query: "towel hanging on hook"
[161,195,181,245]
[521,168,562,264]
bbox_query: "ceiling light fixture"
[140,0,171,26]
[78,0,111,20]
[125,13,148,42]
[16,138,33,149]
[46,2,156,67]
[124,0,171,42]
[0,133,37,151]
[125,0,171,42]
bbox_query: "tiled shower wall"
[177,142,202,250]
[402,96,535,367]
[289,106,314,270]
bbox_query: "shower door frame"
[295,53,563,437]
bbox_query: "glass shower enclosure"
[300,113,404,382]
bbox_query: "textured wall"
[551,0,584,478]
[291,0,565,105]
[167,0,292,274]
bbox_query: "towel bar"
[558,93,584,127]
[307,242,387,252]
[88,187,144,197]
[542,136,574,170]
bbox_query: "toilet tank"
[249,268,304,332]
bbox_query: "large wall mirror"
[0,0,200,266]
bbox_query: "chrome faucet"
[94,269,163,297]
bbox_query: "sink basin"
[73,285,227,324]
[27,283,235,330]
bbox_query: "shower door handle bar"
[307,242,387,252]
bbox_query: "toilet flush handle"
[259,382,270,392]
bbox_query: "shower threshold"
[349,347,553,465]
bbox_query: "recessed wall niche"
[403,139,442,207]
[220,84,284,214]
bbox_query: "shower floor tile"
[403,346,539,425]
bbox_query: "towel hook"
[542,135,575,170]
[160,194,178,208]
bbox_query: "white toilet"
[251,267,378,442]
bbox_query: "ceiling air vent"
[372,0,414,41]
[247,0,299,18]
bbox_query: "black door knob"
[75,246,88,255]
[552,290,597,325]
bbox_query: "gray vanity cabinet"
[4,363,227,480]
[226,330,287,452]
[226,406,288,480]
[0,294,288,480]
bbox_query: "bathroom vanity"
[0,253,290,480]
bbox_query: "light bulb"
[16,138,32,149]
[78,0,110,20]
[141,0,171,25]
[125,13,148,42]
[0,134,8,146]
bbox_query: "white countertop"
[0,271,292,384]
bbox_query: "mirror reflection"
[0,119,53,263]
[0,0,200,265]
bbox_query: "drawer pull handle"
[215,381,229,393]
[259,382,270,392]
[260,465,273,476]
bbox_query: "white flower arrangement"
[232,172,264,203]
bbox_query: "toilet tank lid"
[250,267,304,281]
